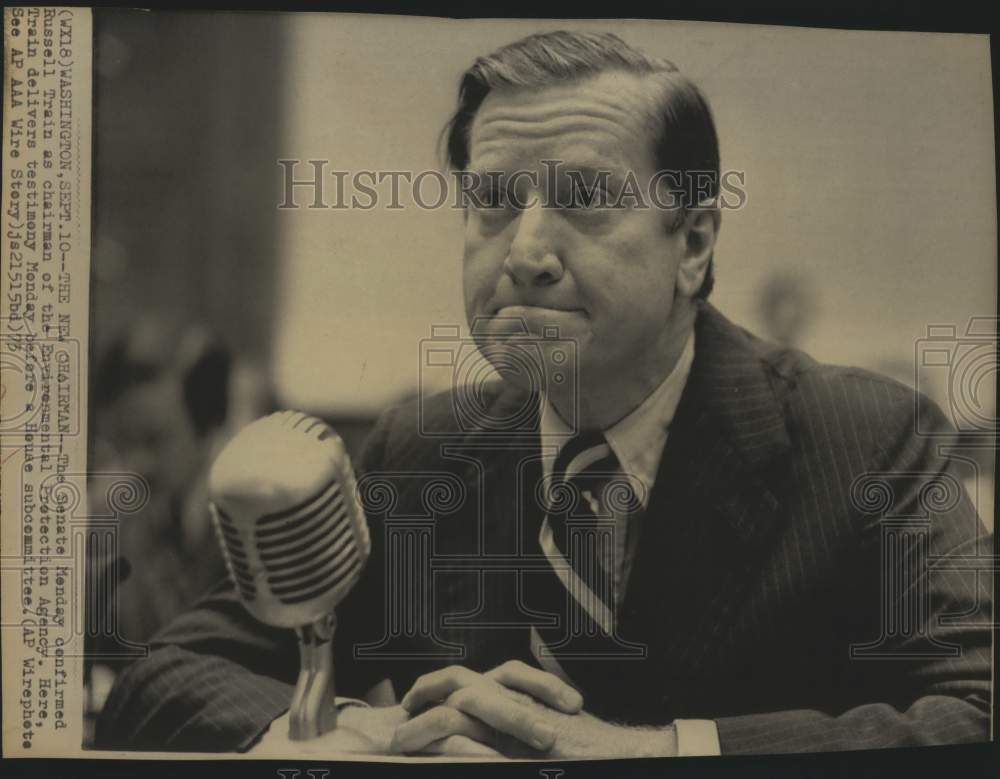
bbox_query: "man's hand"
[391,661,678,759]
[249,701,505,758]
[391,661,581,756]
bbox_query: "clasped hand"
[254,661,675,759]
[391,660,585,757]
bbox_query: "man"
[96,31,992,757]
[85,318,237,741]
[90,318,232,645]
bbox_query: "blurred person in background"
[87,318,246,656]
[755,270,818,349]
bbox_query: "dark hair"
[94,322,231,437]
[442,30,720,298]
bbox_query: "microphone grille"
[255,474,362,606]
[213,504,257,601]
[209,410,371,626]
[278,410,335,440]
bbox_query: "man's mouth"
[480,305,587,340]
[492,304,585,316]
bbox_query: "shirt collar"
[539,331,695,506]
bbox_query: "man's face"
[97,379,202,503]
[462,71,694,421]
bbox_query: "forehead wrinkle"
[474,116,633,144]
[470,132,634,173]
[476,71,657,119]
[472,98,645,143]
[485,69,655,105]
[474,97,638,124]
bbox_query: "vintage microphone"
[207,410,371,740]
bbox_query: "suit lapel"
[618,304,791,716]
[465,383,543,558]
[434,383,543,669]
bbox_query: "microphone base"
[289,613,339,740]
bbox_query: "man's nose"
[503,202,563,287]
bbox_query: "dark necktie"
[530,432,646,691]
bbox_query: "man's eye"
[563,186,608,210]
[475,187,511,209]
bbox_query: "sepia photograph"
[2,6,996,772]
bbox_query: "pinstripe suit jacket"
[96,303,993,754]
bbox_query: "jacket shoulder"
[359,381,514,473]
[750,336,956,459]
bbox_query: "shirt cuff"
[673,719,721,756]
[243,697,370,752]
[335,696,370,709]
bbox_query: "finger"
[401,665,487,713]
[486,660,583,713]
[447,686,557,751]
[420,735,503,757]
[390,704,496,754]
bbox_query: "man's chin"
[491,361,542,393]
[492,361,575,406]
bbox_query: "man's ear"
[676,204,721,298]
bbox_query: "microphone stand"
[289,613,339,740]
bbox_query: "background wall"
[93,10,286,370]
